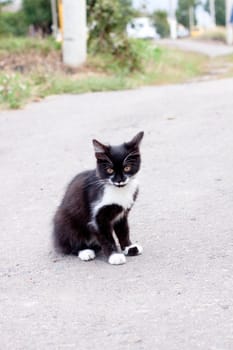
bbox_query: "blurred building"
[2,0,22,12]
[196,5,214,29]
[133,0,178,12]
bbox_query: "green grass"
[0,36,61,54]
[130,46,206,85]
[0,72,31,109]
[40,75,132,96]
[193,26,226,43]
[0,36,226,110]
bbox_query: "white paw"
[108,253,126,265]
[123,244,143,256]
[78,249,96,261]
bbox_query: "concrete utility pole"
[169,0,177,39]
[62,0,87,67]
[209,0,216,26]
[189,6,194,32]
[226,0,233,45]
[51,0,58,38]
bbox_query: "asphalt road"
[160,39,233,57]
[1,78,233,350]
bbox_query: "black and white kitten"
[53,131,144,265]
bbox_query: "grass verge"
[193,26,226,43]
[0,36,230,109]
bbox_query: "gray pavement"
[160,38,233,57]
[1,78,233,349]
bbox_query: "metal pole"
[58,0,63,35]
[189,6,194,33]
[209,0,216,26]
[51,0,58,38]
[169,0,177,39]
[62,0,87,67]
[226,0,233,45]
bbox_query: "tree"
[87,0,141,72]
[176,0,200,28]
[0,11,27,36]
[205,0,226,26]
[151,10,170,38]
[0,0,12,12]
[87,0,133,50]
[22,0,52,34]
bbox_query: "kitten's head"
[93,132,144,187]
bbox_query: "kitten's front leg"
[114,216,143,257]
[96,206,126,265]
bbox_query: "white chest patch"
[92,178,139,220]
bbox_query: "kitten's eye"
[106,168,114,174]
[124,166,131,173]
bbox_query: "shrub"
[87,0,132,48]
[0,11,28,36]
[22,0,52,34]
[176,0,199,28]
[151,11,170,38]
[90,39,162,74]
[196,27,226,43]
[0,72,31,109]
[205,0,225,26]
[87,0,142,72]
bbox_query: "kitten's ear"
[92,139,109,154]
[126,131,144,149]
[92,139,111,162]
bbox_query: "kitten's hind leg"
[78,241,101,261]
[53,211,93,257]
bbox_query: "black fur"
[53,132,144,261]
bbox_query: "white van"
[126,17,160,40]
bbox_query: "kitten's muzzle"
[109,178,129,187]
[113,180,128,188]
